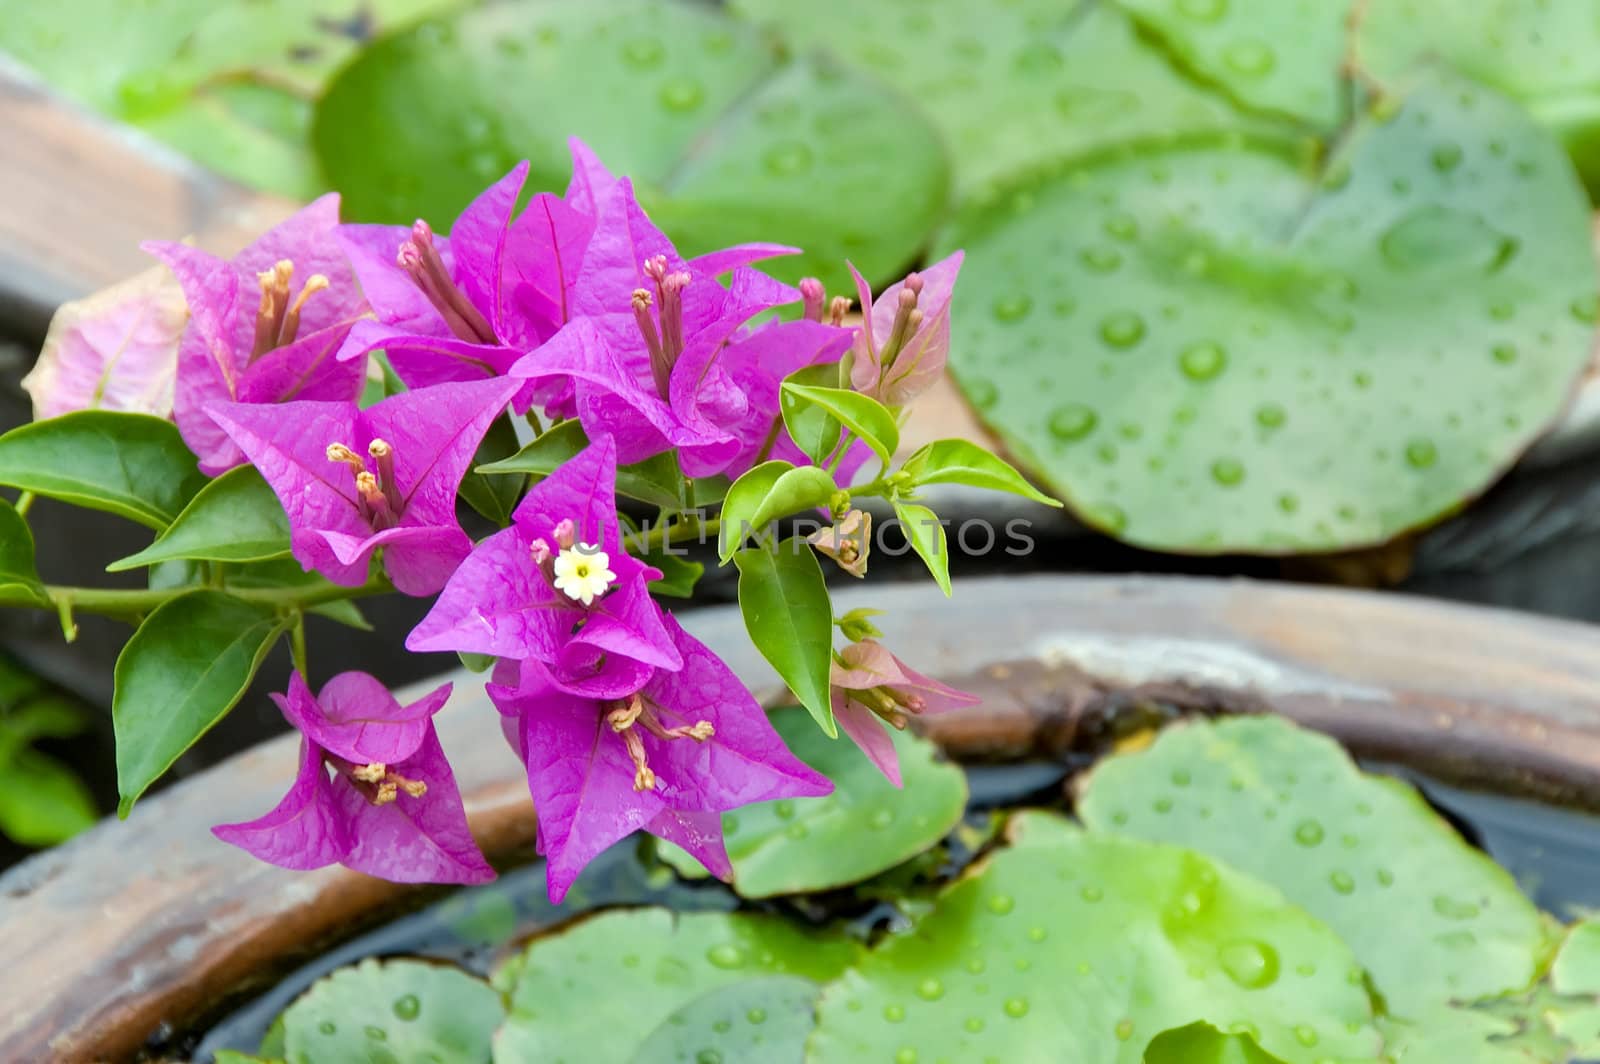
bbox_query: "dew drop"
[991,294,1033,323]
[894,1047,918,1064]
[1080,884,1104,903]
[364,1025,388,1042]
[966,957,986,974]
[1171,769,1192,786]
[1178,341,1227,380]
[659,78,705,112]
[1099,311,1146,348]
[1115,1017,1135,1041]
[773,800,796,820]
[1221,39,1275,77]
[1376,868,1395,887]
[1103,212,1139,240]
[1404,439,1438,469]
[1211,458,1245,486]
[965,1016,986,1033]
[1004,997,1031,1019]
[1048,403,1098,441]
[1254,403,1286,429]
[1439,929,1478,949]
[696,1051,722,1064]
[1330,870,1357,895]
[762,141,813,176]
[869,808,894,829]
[1027,925,1047,942]
[1079,246,1122,272]
[964,378,998,410]
[987,893,1016,916]
[1294,1025,1320,1048]
[1379,207,1516,275]
[1490,343,1518,365]
[1294,819,1325,846]
[1219,940,1280,989]
[706,944,746,970]
[1176,0,1227,21]
[621,37,664,68]
[747,1007,767,1025]
[1431,143,1462,173]
[1277,493,1299,513]
[1153,797,1173,813]
[1432,895,1481,920]
[1013,41,1065,74]
[1572,294,1600,324]
[884,1003,906,1022]
[784,822,809,840]
[318,1021,337,1036]
[392,994,420,1021]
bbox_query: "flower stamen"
[397,220,497,345]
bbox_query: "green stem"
[36,571,393,624]
[290,612,309,676]
[13,491,34,517]
[626,514,720,555]
[752,417,783,467]
[826,432,856,475]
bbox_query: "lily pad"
[0,0,458,198]
[491,908,860,1063]
[727,0,1262,197]
[628,975,819,1064]
[1116,0,1346,128]
[313,0,949,292]
[277,957,506,1064]
[941,72,1597,552]
[1076,716,1547,1014]
[809,812,1380,1063]
[1356,0,1600,197]
[659,707,968,897]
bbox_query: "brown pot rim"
[5,574,1600,1062]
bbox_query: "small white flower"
[552,544,616,606]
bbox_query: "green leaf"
[0,499,49,608]
[277,958,505,1064]
[629,977,819,1064]
[780,383,899,473]
[313,0,949,293]
[1555,919,1600,995]
[779,363,845,465]
[639,548,704,599]
[1076,716,1546,1014]
[808,812,1380,1064]
[309,599,372,631]
[480,419,684,510]
[114,591,287,815]
[892,500,952,596]
[661,707,967,897]
[493,909,859,1063]
[0,747,99,847]
[0,0,461,200]
[457,652,496,674]
[717,461,836,562]
[0,412,206,530]
[728,0,1272,198]
[900,439,1061,507]
[1144,1023,1287,1064]
[1115,0,1345,128]
[360,351,408,408]
[1357,0,1600,198]
[107,466,290,571]
[457,414,524,527]
[943,72,1598,552]
[733,539,835,735]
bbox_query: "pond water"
[182,752,1600,1062]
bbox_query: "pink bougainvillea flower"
[407,434,680,697]
[830,639,980,786]
[21,265,187,420]
[848,250,963,407]
[213,671,493,885]
[144,195,369,474]
[489,611,832,902]
[208,377,519,596]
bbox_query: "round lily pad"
[1115,0,1347,127]
[942,71,1597,553]
[659,707,969,898]
[1076,715,1547,1014]
[491,908,859,1063]
[312,0,949,292]
[628,975,819,1064]
[808,811,1381,1064]
[728,0,1267,197]
[277,957,506,1064]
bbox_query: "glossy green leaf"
[1077,716,1546,1014]
[0,667,96,847]
[779,363,845,465]
[107,466,290,571]
[639,548,703,599]
[943,73,1597,552]
[457,414,525,527]
[892,500,951,596]
[717,462,835,562]
[1374,1010,1536,1064]
[481,419,684,510]
[1555,919,1600,995]
[0,1,459,199]
[660,707,967,897]
[779,383,899,473]
[809,812,1380,1064]
[899,438,1061,507]
[1144,1023,1286,1064]
[313,0,949,292]
[278,958,505,1064]
[308,599,371,631]
[492,909,859,1063]
[1116,0,1345,128]
[1357,0,1600,198]
[0,412,206,530]
[728,0,1269,197]
[114,591,287,815]
[732,539,834,735]
[628,976,818,1064]
[0,499,49,608]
